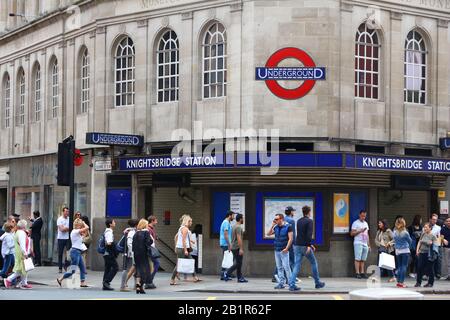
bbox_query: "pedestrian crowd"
[1,206,450,292]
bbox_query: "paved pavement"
[1,266,449,297]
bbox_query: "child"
[0,223,15,279]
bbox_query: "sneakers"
[223,272,231,282]
[409,273,416,279]
[102,282,114,291]
[20,284,32,290]
[396,283,407,288]
[274,284,285,289]
[3,279,12,289]
[289,286,301,292]
[315,282,325,289]
[237,277,248,283]
[145,283,156,289]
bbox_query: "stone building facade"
[1,0,450,276]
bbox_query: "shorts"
[354,243,369,261]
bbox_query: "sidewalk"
[25,266,450,295]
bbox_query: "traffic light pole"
[69,139,75,235]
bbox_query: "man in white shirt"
[430,213,442,279]
[350,210,371,279]
[56,207,70,273]
[103,218,118,290]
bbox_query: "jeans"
[32,236,41,265]
[62,248,86,282]
[275,250,291,286]
[103,255,119,285]
[226,249,243,279]
[396,253,409,284]
[0,254,14,278]
[148,256,160,284]
[289,245,321,288]
[417,253,435,285]
[57,239,70,270]
[435,246,443,277]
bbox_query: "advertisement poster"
[230,193,246,231]
[333,193,350,234]
[263,197,314,239]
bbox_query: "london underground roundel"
[255,47,326,100]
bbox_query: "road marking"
[207,296,217,300]
[332,295,344,300]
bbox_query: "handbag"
[222,250,234,269]
[83,231,92,246]
[24,257,35,272]
[24,236,35,272]
[378,252,395,270]
[177,258,195,274]
[149,246,161,259]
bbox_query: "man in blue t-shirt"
[219,210,234,280]
[284,206,296,271]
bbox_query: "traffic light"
[57,137,75,186]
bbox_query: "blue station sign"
[86,132,144,147]
[117,152,450,174]
[439,137,450,150]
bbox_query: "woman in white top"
[4,220,32,289]
[57,218,90,288]
[170,214,200,285]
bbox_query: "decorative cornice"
[438,19,449,28]
[341,2,353,13]
[391,11,403,21]
[230,2,243,13]
[181,11,193,20]
[137,19,148,28]
[96,26,106,34]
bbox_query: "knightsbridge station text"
[362,156,450,171]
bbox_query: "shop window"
[355,144,385,154]
[14,187,41,219]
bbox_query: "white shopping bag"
[177,258,195,274]
[24,257,35,272]
[222,250,234,269]
[378,252,395,270]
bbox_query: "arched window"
[51,59,59,118]
[404,30,427,104]
[157,30,179,103]
[81,48,90,113]
[17,69,25,126]
[202,23,226,99]
[355,23,380,99]
[34,64,41,122]
[115,37,135,107]
[3,74,11,128]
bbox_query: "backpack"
[97,233,106,254]
[115,234,127,254]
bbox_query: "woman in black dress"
[132,219,153,294]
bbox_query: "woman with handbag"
[391,217,412,288]
[170,214,200,285]
[132,219,153,294]
[57,218,90,288]
[415,222,438,288]
[4,220,33,289]
[375,219,395,282]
